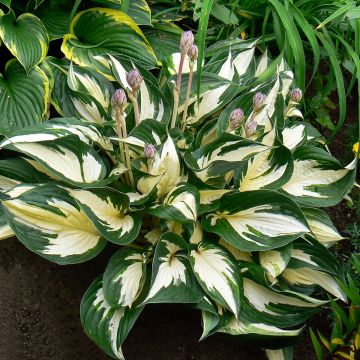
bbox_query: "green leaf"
[184,134,268,186]
[91,0,152,25]
[316,3,355,30]
[0,134,110,187]
[189,240,242,317]
[33,0,72,39]
[81,276,143,360]
[265,346,294,360]
[0,157,49,192]
[0,204,14,240]
[69,188,142,245]
[62,8,158,73]
[217,317,302,339]
[143,232,203,304]
[147,183,199,223]
[310,328,323,360]
[316,32,346,143]
[281,146,356,207]
[2,184,106,264]
[109,55,171,124]
[0,0,11,8]
[259,243,293,282]
[103,247,147,308]
[196,0,213,99]
[0,10,49,72]
[302,208,343,246]
[0,60,49,134]
[202,190,309,252]
[238,146,294,191]
[268,0,305,90]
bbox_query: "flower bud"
[111,89,127,109]
[187,44,198,61]
[144,144,156,159]
[126,69,143,92]
[180,30,194,53]
[253,92,266,112]
[229,108,244,129]
[245,119,257,137]
[290,88,302,103]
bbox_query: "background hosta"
[0,5,358,360]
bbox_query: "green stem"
[181,60,194,131]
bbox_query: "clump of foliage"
[0,4,358,360]
[310,255,360,360]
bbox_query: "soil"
[1,238,323,360]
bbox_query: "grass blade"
[268,0,306,90]
[291,3,320,85]
[310,328,324,360]
[196,0,213,100]
[316,3,355,30]
[316,32,346,143]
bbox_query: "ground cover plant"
[0,2,359,360]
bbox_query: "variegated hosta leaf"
[0,10,49,72]
[238,146,293,191]
[68,62,114,114]
[147,183,199,223]
[288,238,343,278]
[91,0,152,26]
[0,60,49,134]
[137,135,184,198]
[201,310,220,340]
[69,188,141,245]
[182,46,256,125]
[2,184,106,264]
[265,347,294,360]
[202,190,309,252]
[0,117,113,152]
[189,240,242,317]
[281,267,346,302]
[81,277,143,360]
[241,277,321,327]
[259,243,293,282]
[282,146,356,207]
[103,247,147,308]
[61,8,157,76]
[49,57,113,124]
[143,232,203,304]
[217,317,302,339]
[0,204,14,240]
[122,119,167,150]
[184,134,268,186]
[0,135,109,187]
[0,157,49,192]
[110,56,170,124]
[281,121,306,150]
[199,189,231,213]
[302,207,343,246]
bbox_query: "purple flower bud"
[245,119,257,137]
[187,44,198,61]
[290,88,302,103]
[229,108,244,129]
[111,89,127,109]
[180,30,194,53]
[253,92,266,112]
[126,69,143,92]
[144,144,156,159]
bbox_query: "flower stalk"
[112,89,135,189]
[126,69,143,127]
[171,31,194,129]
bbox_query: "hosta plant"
[0,29,357,360]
